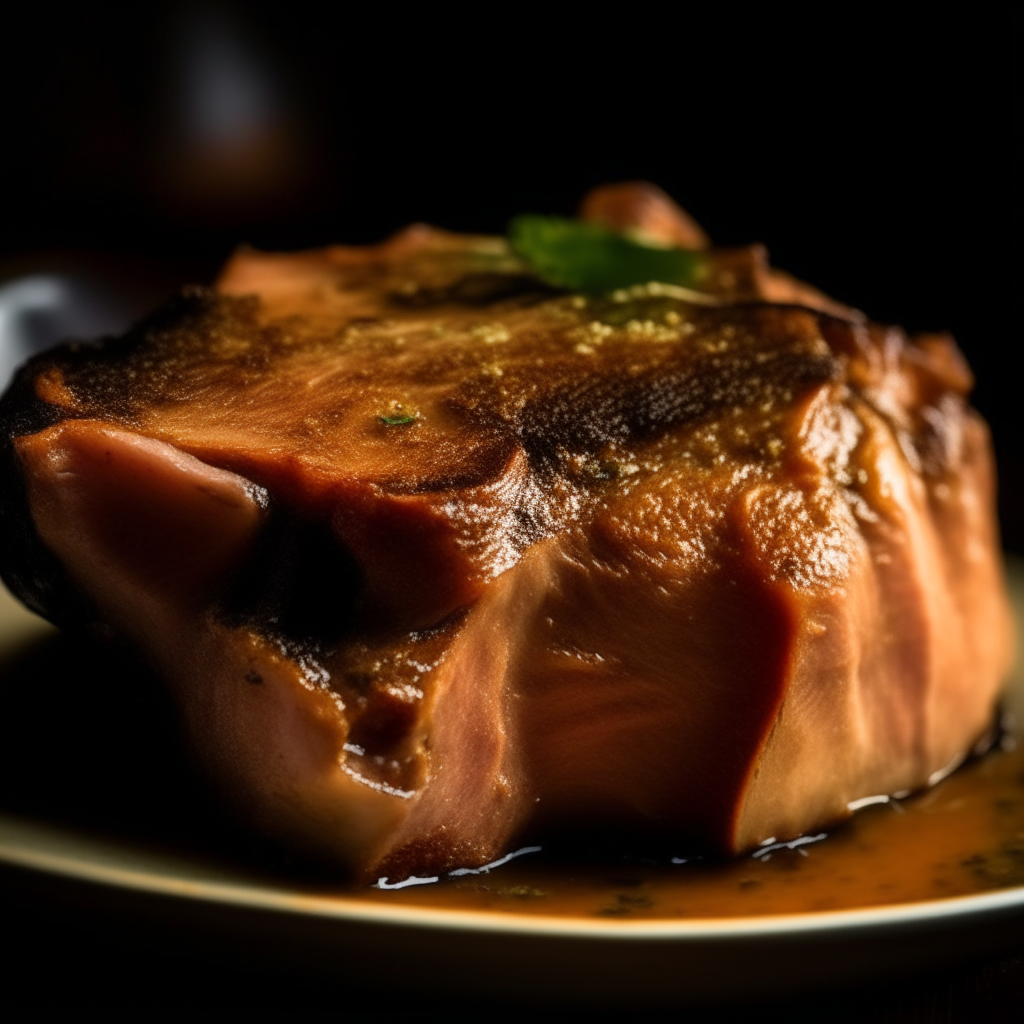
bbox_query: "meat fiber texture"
[0,185,1012,881]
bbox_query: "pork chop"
[0,184,1012,879]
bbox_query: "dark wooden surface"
[1,862,1020,1023]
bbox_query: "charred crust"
[55,288,272,422]
[0,286,248,630]
[516,347,841,473]
[0,356,96,628]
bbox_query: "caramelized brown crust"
[0,186,1012,878]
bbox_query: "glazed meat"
[0,185,1012,880]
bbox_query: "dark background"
[1,4,1020,549]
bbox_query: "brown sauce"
[349,741,1024,919]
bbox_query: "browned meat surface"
[0,185,1012,880]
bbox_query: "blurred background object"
[0,2,1019,548]
[0,275,134,389]
[152,5,313,224]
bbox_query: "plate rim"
[2,811,1023,942]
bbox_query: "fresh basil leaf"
[508,215,703,294]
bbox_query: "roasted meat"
[0,184,1012,880]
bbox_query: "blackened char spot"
[0,356,97,628]
[516,349,840,471]
[220,509,363,650]
[58,289,284,422]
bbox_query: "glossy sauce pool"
[349,742,1024,919]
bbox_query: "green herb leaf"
[508,215,704,294]
[379,413,418,426]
